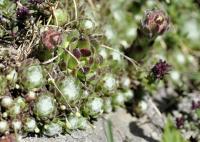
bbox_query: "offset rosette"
[34,92,57,121]
[57,76,81,105]
[24,117,38,133]
[19,60,46,91]
[82,97,104,118]
[65,112,89,130]
[43,120,64,136]
[0,120,9,134]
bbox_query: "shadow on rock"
[129,122,159,142]
[154,95,179,113]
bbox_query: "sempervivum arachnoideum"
[0,120,9,134]
[112,89,134,109]
[112,92,126,108]
[56,75,82,106]
[66,114,79,130]
[76,35,91,49]
[7,96,27,118]
[19,59,46,91]
[66,113,89,130]
[53,8,69,26]
[23,117,38,133]
[123,89,134,101]
[79,19,95,34]
[7,103,21,118]
[101,73,118,93]
[34,92,57,121]
[81,96,104,118]
[43,119,64,136]
[77,116,89,130]
[120,75,131,89]
[12,119,22,131]
[1,96,14,109]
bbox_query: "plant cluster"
[0,0,200,141]
[0,0,135,139]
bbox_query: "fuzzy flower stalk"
[125,9,170,61]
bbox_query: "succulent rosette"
[8,104,22,118]
[66,114,89,130]
[77,116,89,130]
[0,0,198,140]
[34,92,57,121]
[24,117,38,133]
[19,60,46,91]
[43,120,64,136]
[6,96,28,118]
[112,92,126,107]
[0,120,9,134]
[79,19,95,34]
[1,96,14,108]
[82,97,104,118]
[122,89,134,102]
[57,76,82,105]
[67,115,79,130]
[101,73,118,93]
[53,8,69,26]
[12,119,22,131]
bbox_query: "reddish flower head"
[41,29,62,50]
[191,100,200,110]
[176,116,184,129]
[141,9,169,37]
[151,59,171,80]
[29,0,44,4]
[16,6,29,21]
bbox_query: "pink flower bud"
[141,9,169,37]
[41,29,62,50]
